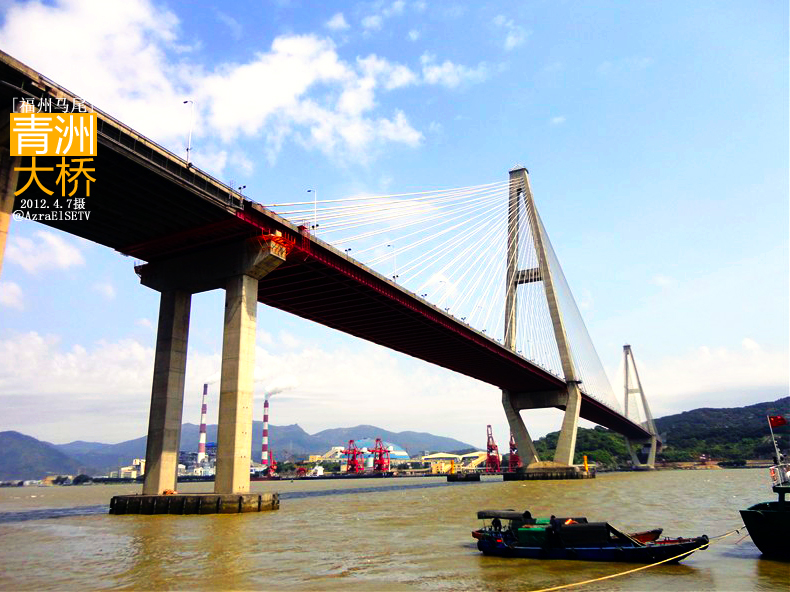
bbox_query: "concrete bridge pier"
[138,237,286,496]
[626,435,658,469]
[553,382,582,466]
[142,290,191,494]
[502,390,539,466]
[215,273,259,494]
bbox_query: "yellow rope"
[528,528,742,592]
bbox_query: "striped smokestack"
[196,383,208,464]
[262,396,270,467]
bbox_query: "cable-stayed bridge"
[0,50,659,497]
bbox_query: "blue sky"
[0,0,787,448]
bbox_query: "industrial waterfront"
[0,469,785,591]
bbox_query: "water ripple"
[0,479,490,522]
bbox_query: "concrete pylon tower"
[502,167,540,467]
[501,166,583,467]
[623,345,658,468]
[196,383,208,464]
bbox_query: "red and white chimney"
[262,395,270,468]
[196,383,208,464]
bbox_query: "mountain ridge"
[4,396,787,480]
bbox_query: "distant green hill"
[533,396,789,466]
[653,396,790,462]
[0,431,87,480]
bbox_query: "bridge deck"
[0,50,652,441]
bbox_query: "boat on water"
[472,520,662,543]
[739,462,790,560]
[473,510,708,563]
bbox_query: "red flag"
[769,415,787,428]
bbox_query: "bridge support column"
[553,383,582,466]
[502,390,540,466]
[646,436,657,466]
[142,290,191,495]
[626,436,658,469]
[215,274,259,494]
[0,112,20,281]
[137,237,287,495]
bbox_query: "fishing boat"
[739,462,790,560]
[739,413,790,560]
[473,510,708,563]
[472,520,661,543]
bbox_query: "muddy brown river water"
[0,469,786,590]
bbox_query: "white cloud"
[6,230,85,274]
[325,12,349,31]
[611,340,789,416]
[0,0,441,164]
[741,337,760,352]
[194,35,423,161]
[93,282,116,300]
[549,115,566,125]
[408,29,420,42]
[215,10,242,40]
[8,326,780,447]
[136,318,154,330]
[493,15,528,51]
[361,15,383,31]
[0,281,24,310]
[0,0,190,144]
[651,274,676,287]
[0,330,508,446]
[362,1,407,32]
[420,53,488,88]
[279,331,301,349]
[387,1,406,16]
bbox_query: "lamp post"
[183,100,194,165]
[307,189,317,232]
[387,243,397,280]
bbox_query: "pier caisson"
[109,492,279,515]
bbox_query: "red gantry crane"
[508,432,522,472]
[485,425,501,473]
[342,439,365,474]
[371,438,391,473]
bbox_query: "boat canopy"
[477,510,528,520]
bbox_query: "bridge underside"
[0,50,652,443]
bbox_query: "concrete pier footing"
[503,464,595,481]
[109,492,279,515]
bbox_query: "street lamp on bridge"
[183,100,194,165]
[307,189,318,232]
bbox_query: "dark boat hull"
[740,502,790,560]
[476,536,708,563]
